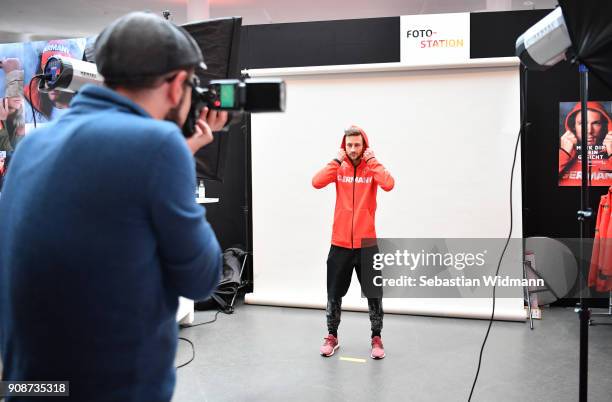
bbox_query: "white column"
[187,0,210,23]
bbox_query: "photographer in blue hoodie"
[0,12,226,402]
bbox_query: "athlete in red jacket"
[312,125,394,359]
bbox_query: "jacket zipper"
[351,164,356,249]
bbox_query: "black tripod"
[226,113,253,313]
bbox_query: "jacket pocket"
[332,209,353,246]
[353,209,376,246]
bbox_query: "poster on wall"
[558,101,612,187]
[0,150,6,189]
[0,38,87,155]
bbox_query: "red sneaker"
[320,334,339,357]
[370,336,385,359]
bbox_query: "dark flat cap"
[95,12,206,85]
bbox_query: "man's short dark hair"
[344,127,363,138]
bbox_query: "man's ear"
[167,70,188,107]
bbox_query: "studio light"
[515,2,612,401]
[515,7,571,71]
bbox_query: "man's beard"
[164,104,183,127]
[164,89,189,128]
[349,152,362,163]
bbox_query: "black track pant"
[326,245,383,338]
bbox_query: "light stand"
[575,63,592,402]
[516,2,612,399]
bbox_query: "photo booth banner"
[400,13,470,65]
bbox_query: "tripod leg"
[524,262,534,330]
[229,253,249,310]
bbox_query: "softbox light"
[182,17,243,182]
[558,0,612,89]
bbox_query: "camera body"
[183,78,286,137]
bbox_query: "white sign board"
[400,13,470,64]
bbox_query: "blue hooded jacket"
[0,84,222,401]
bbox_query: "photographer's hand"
[204,107,228,132]
[185,107,229,154]
[186,107,215,154]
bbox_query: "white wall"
[246,60,525,321]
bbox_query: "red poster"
[559,101,612,186]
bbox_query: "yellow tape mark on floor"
[339,356,366,363]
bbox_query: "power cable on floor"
[176,337,195,369]
[176,309,225,369]
[468,65,528,401]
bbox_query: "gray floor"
[173,304,612,402]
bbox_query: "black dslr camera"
[182,77,286,137]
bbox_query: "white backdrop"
[245,59,525,321]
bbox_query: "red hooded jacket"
[312,127,394,249]
[559,101,612,186]
[589,189,612,292]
